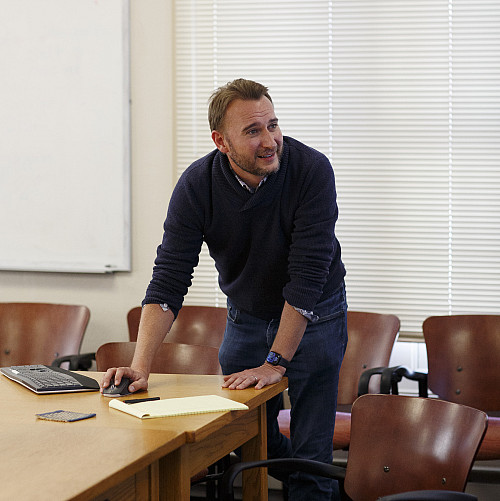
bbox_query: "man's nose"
[261,129,276,148]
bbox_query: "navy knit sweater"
[143,136,345,321]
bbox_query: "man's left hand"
[222,363,285,390]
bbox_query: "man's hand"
[100,367,149,394]
[222,363,285,390]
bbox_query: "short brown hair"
[208,78,273,132]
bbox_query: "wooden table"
[0,372,288,501]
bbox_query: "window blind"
[174,0,500,338]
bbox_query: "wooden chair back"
[344,394,488,500]
[0,302,90,366]
[126,306,142,340]
[95,341,222,375]
[423,314,500,411]
[337,311,400,405]
[127,305,227,349]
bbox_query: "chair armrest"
[358,365,428,397]
[219,458,345,501]
[51,352,96,371]
[381,365,428,397]
[357,366,391,396]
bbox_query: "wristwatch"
[266,351,290,369]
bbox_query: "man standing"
[102,78,347,500]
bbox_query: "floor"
[190,485,284,500]
[190,468,285,500]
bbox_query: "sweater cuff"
[292,306,319,322]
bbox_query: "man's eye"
[269,123,278,130]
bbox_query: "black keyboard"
[0,364,100,394]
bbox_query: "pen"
[124,397,161,404]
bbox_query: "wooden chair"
[277,310,400,450]
[95,341,222,375]
[0,302,90,367]
[127,305,227,348]
[366,315,500,467]
[220,394,488,501]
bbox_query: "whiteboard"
[0,0,130,273]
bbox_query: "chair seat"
[278,409,351,450]
[279,409,498,461]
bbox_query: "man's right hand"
[100,367,149,394]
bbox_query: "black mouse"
[102,376,132,397]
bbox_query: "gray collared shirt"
[231,170,268,193]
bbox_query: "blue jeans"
[219,283,348,501]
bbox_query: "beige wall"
[0,0,175,353]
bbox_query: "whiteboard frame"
[0,0,131,274]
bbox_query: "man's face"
[212,96,283,187]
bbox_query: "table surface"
[0,371,287,501]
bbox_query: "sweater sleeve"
[142,173,205,318]
[282,151,340,313]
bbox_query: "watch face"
[267,352,280,365]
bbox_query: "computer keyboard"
[0,364,100,394]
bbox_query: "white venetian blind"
[174,0,500,338]
[449,0,500,314]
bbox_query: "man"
[101,78,347,500]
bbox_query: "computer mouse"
[102,376,132,397]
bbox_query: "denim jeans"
[219,282,348,501]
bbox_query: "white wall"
[0,0,175,354]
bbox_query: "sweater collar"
[215,141,289,211]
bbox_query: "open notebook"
[109,394,249,419]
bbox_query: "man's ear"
[212,130,229,153]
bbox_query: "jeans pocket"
[227,301,240,324]
[312,282,347,324]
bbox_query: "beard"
[227,143,283,178]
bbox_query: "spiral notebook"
[109,394,249,419]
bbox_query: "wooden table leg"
[159,447,191,501]
[139,463,159,501]
[241,402,268,501]
[156,403,269,501]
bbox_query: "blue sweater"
[143,136,345,321]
